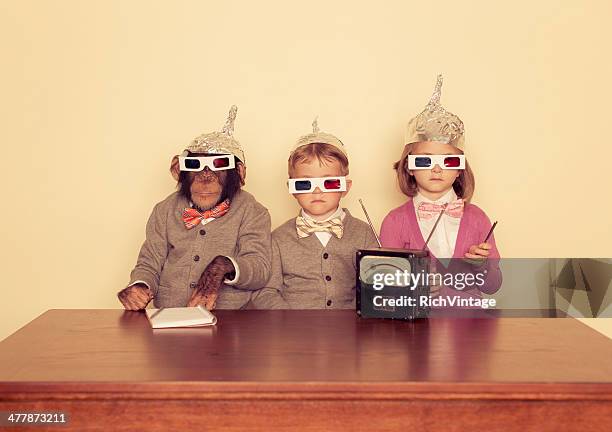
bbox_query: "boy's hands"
[117,283,153,310]
[187,256,235,310]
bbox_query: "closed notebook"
[145,306,217,329]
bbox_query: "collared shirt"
[300,206,346,247]
[413,189,461,259]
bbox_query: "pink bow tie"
[417,199,464,220]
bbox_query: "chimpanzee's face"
[188,168,227,211]
[174,152,244,210]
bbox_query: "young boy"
[252,119,378,309]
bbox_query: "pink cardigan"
[380,199,502,295]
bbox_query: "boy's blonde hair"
[288,143,349,177]
[393,143,475,203]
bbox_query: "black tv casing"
[356,248,431,320]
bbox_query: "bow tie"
[182,199,230,229]
[417,199,464,220]
[296,215,344,239]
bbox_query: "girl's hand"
[429,282,442,298]
[464,242,491,265]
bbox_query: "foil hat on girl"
[404,75,465,150]
[185,105,246,163]
[291,117,347,156]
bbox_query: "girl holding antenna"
[380,75,501,297]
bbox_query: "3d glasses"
[178,152,235,172]
[287,176,347,194]
[407,154,465,170]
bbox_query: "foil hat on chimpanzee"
[404,75,465,150]
[185,105,246,163]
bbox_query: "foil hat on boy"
[185,105,246,163]
[292,117,348,156]
[404,75,465,150]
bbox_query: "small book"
[145,305,217,329]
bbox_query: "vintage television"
[356,248,431,320]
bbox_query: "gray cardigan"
[128,190,271,309]
[251,209,379,309]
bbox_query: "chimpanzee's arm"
[228,202,272,290]
[127,202,169,296]
[251,237,290,309]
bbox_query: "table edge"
[1,381,612,401]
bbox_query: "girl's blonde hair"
[393,143,475,203]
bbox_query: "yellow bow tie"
[296,215,344,239]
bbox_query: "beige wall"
[1,1,611,341]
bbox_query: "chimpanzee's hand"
[117,283,154,311]
[187,256,235,310]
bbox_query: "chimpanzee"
[117,106,271,310]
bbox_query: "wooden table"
[1,309,611,431]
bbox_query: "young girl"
[380,75,501,296]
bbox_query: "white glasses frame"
[287,176,348,194]
[407,154,465,170]
[178,151,236,172]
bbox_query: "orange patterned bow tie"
[417,199,464,220]
[182,199,230,229]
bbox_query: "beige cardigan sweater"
[128,190,271,309]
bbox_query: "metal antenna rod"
[358,199,382,248]
[422,204,447,251]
